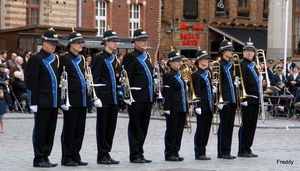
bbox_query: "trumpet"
[119,65,135,104]
[85,65,100,101]
[181,57,199,134]
[59,66,71,107]
[232,54,246,127]
[211,61,220,135]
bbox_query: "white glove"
[234,76,240,86]
[164,110,170,115]
[217,103,224,110]
[30,105,38,112]
[60,104,69,111]
[213,86,217,93]
[94,99,102,108]
[124,99,132,105]
[259,74,263,81]
[241,101,248,106]
[195,107,202,115]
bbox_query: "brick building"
[159,0,269,60]
[0,0,159,59]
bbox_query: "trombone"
[255,49,268,123]
[232,54,246,127]
[211,61,221,135]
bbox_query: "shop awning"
[208,25,267,51]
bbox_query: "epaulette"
[128,49,134,53]
[60,51,68,56]
[81,55,86,69]
[95,51,104,56]
[32,50,40,55]
[55,54,60,68]
[146,52,152,64]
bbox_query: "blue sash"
[174,71,186,112]
[71,54,86,107]
[223,61,236,103]
[247,62,260,103]
[104,54,117,104]
[201,70,212,110]
[137,52,153,102]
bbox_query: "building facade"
[0,0,159,58]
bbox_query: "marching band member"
[238,39,259,157]
[217,38,237,159]
[122,28,153,163]
[59,30,88,166]
[27,28,59,167]
[192,49,213,160]
[162,51,185,162]
[91,29,120,165]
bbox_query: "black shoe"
[217,155,236,159]
[238,152,252,157]
[177,156,184,161]
[76,161,88,166]
[62,161,78,166]
[165,156,179,161]
[130,158,145,163]
[87,110,93,113]
[33,161,51,167]
[8,105,15,111]
[107,157,120,164]
[249,152,258,157]
[140,157,152,163]
[46,161,58,167]
[195,155,211,160]
[97,156,112,164]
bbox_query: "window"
[263,0,269,18]
[130,4,140,37]
[237,0,249,17]
[183,0,198,19]
[238,0,246,7]
[26,0,39,25]
[96,0,106,36]
[293,0,300,55]
[215,0,227,16]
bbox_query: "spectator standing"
[6,53,17,69]
[0,50,7,64]
[0,89,7,133]
[9,56,24,82]
[22,50,31,81]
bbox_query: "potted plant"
[237,7,250,17]
[263,9,269,18]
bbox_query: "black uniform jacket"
[162,68,186,113]
[271,74,287,86]
[219,58,236,103]
[27,49,59,108]
[286,74,300,94]
[0,72,9,90]
[91,50,118,105]
[59,51,86,107]
[240,59,260,104]
[122,49,153,103]
[192,68,212,111]
[267,67,274,82]
[12,77,27,98]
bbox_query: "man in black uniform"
[238,39,259,157]
[217,38,237,159]
[122,28,153,163]
[60,30,88,166]
[27,28,59,167]
[91,29,120,165]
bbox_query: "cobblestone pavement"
[1,110,300,171]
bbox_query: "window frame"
[292,0,300,56]
[26,0,39,26]
[130,4,140,37]
[183,0,198,20]
[96,0,107,37]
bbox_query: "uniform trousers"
[217,103,237,156]
[194,109,212,156]
[33,108,58,164]
[127,102,152,161]
[61,107,87,164]
[96,104,118,160]
[164,111,186,158]
[238,103,259,154]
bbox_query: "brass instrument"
[211,61,220,135]
[85,65,100,101]
[59,66,71,107]
[180,57,199,134]
[255,49,268,123]
[153,60,163,99]
[232,54,246,127]
[119,65,135,104]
